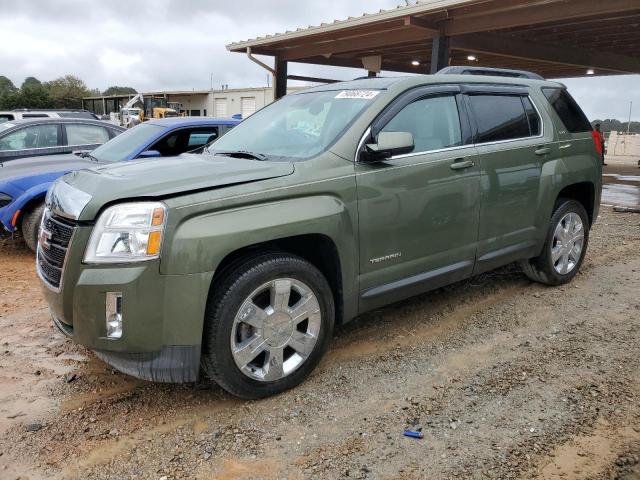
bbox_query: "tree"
[20,76,52,108]
[592,119,640,134]
[21,76,42,89]
[45,75,91,109]
[103,86,137,96]
[0,76,17,95]
[0,76,19,109]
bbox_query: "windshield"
[208,89,379,159]
[91,123,166,162]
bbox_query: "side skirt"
[359,260,473,313]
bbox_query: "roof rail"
[10,108,93,112]
[437,66,544,80]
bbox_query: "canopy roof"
[228,0,640,78]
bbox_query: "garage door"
[241,97,256,118]
[215,98,227,117]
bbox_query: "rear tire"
[521,199,589,286]
[21,202,45,253]
[201,253,334,399]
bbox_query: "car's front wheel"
[521,199,590,285]
[202,254,334,399]
[21,202,45,253]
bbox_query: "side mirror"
[363,131,414,161]
[138,150,161,158]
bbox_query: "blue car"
[0,116,240,251]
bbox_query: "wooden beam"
[445,0,640,36]
[403,16,440,32]
[450,31,640,74]
[279,28,435,61]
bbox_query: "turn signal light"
[147,231,162,255]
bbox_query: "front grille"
[37,209,76,289]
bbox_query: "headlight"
[0,193,12,209]
[84,202,167,263]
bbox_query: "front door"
[355,88,481,311]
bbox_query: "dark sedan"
[0,118,124,162]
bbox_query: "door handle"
[535,147,551,156]
[450,159,475,170]
[559,143,572,150]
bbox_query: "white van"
[0,109,100,123]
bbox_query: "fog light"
[106,292,123,339]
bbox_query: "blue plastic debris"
[403,430,424,439]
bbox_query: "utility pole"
[627,101,633,138]
[210,73,213,91]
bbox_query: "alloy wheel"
[551,212,584,275]
[230,278,321,381]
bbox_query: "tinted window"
[0,114,14,123]
[22,114,49,118]
[522,97,541,136]
[66,124,110,145]
[150,128,222,156]
[0,124,58,150]
[381,94,462,152]
[542,88,592,133]
[469,94,530,143]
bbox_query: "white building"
[83,86,305,119]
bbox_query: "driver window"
[381,95,462,152]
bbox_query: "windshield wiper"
[213,150,267,161]
[79,152,99,162]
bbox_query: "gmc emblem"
[39,227,52,249]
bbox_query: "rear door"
[63,123,111,151]
[464,86,551,273]
[355,86,481,311]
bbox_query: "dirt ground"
[1,203,639,480]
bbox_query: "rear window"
[469,94,532,143]
[542,88,592,133]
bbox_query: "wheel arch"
[556,181,596,226]
[207,233,345,325]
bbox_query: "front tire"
[202,253,334,399]
[21,202,45,253]
[521,199,589,286]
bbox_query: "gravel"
[0,206,639,479]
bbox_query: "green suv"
[38,71,601,398]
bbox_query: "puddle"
[601,184,640,208]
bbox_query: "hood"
[0,153,95,184]
[58,153,295,220]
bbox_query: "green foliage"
[21,76,42,88]
[103,86,137,96]
[19,76,53,108]
[592,119,640,134]
[44,75,92,109]
[0,76,17,94]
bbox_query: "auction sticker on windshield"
[335,90,380,100]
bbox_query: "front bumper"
[41,225,214,383]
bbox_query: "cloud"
[0,0,637,121]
